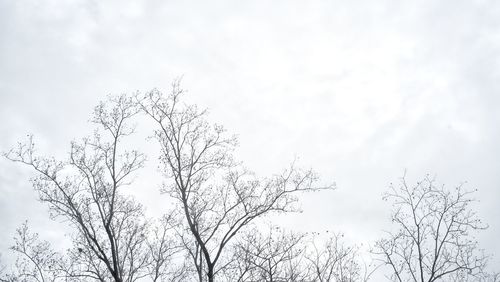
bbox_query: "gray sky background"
[1,0,499,277]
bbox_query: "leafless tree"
[374,173,489,282]
[146,214,186,282]
[4,96,166,282]
[223,228,374,282]
[305,232,376,282]
[137,82,334,282]
[228,226,308,282]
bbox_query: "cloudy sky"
[1,0,499,275]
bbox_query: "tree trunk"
[207,267,214,282]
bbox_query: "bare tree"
[138,82,334,282]
[4,96,155,282]
[374,174,489,282]
[305,232,376,282]
[306,233,353,282]
[146,213,186,282]
[228,226,308,282]
[224,228,374,282]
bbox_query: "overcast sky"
[1,0,499,276]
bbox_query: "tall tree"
[5,96,157,281]
[138,82,334,282]
[374,174,489,282]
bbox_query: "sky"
[1,0,499,277]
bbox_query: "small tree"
[138,82,334,282]
[374,174,489,282]
[146,214,185,282]
[230,226,307,282]
[305,232,375,282]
